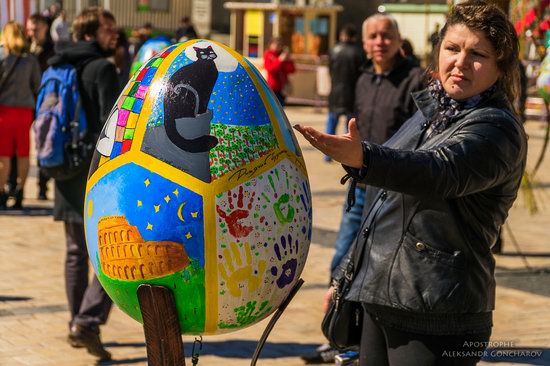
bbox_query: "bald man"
[303,14,425,364]
[328,14,425,275]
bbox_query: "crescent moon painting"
[177,202,186,222]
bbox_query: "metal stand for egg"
[137,279,304,366]
[137,284,186,365]
[250,277,305,366]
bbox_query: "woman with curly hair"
[295,1,527,364]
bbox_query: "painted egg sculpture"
[84,40,312,335]
[537,51,550,102]
[130,36,172,78]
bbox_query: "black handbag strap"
[345,190,422,285]
[344,189,387,281]
[0,54,22,92]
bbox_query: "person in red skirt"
[0,21,41,210]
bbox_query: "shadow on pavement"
[0,295,33,302]
[0,206,53,216]
[99,340,318,363]
[312,226,337,248]
[496,269,550,298]
[103,342,146,348]
[499,253,550,257]
[184,340,318,359]
[97,357,148,365]
[481,348,550,365]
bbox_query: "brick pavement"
[0,106,549,365]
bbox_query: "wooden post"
[137,284,185,366]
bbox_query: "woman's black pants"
[360,306,491,366]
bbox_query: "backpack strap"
[71,56,101,138]
[68,56,101,167]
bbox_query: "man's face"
[96,16,118,53]
[26,19,47,43]
[363,18,401,71]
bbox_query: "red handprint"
[217,186,256,238]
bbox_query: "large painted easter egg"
[537,51,550,102]
[130,36,172,78]
[84,40,312,335]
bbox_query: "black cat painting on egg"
[142,45,220,183]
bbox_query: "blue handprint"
[270,234,298,288]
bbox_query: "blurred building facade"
[1,0,36,29]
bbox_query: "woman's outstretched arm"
[294,118,364,168]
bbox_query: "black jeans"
[360,307,491,366]
[64,221,112,329]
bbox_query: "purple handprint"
[270,234,298,288]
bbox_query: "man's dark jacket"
[328,41,365,114]
[48,41,119,222]
[354,55,424,144]
[336,89,527,334]
[30,38,55,73]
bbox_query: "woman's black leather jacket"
[334,88,527,314]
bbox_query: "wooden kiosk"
[224,0,343,104]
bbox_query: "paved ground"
[0,106,549,365]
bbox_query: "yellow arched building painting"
[98,216,189,281]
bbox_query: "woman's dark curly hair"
[428,0,520,105]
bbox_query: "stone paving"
[0,106,549,365]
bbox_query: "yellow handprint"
[219,242,266,297]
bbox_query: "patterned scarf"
[427,79,497,133]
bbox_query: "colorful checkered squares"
[132,99,144,114]
[123,81,136,96]
[121,139,132,153]
[141,68,157,86]
[99,42,175,166]
[127,112,138,129]
[110,142,122,158]
[135,67,148,82]
[122,97,136,111]
[160,46,176,58]
[124,129,135,140]
[116,126,125,142]
[128,83,140,97]
[117,109,130,126]
[135,85,148,99]
[152,58,163,68]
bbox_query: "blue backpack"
[33,63,94,181]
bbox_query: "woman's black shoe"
[300,344,338,364]
[0,191,7,210]
[11,188,23,210]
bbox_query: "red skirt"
[0,105,34,157]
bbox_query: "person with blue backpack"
[39,7,120,361]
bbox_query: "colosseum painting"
[98,215,190,280]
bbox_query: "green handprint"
[218,300,272,329]
[262,168,296,224]
[273,193,295,223]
